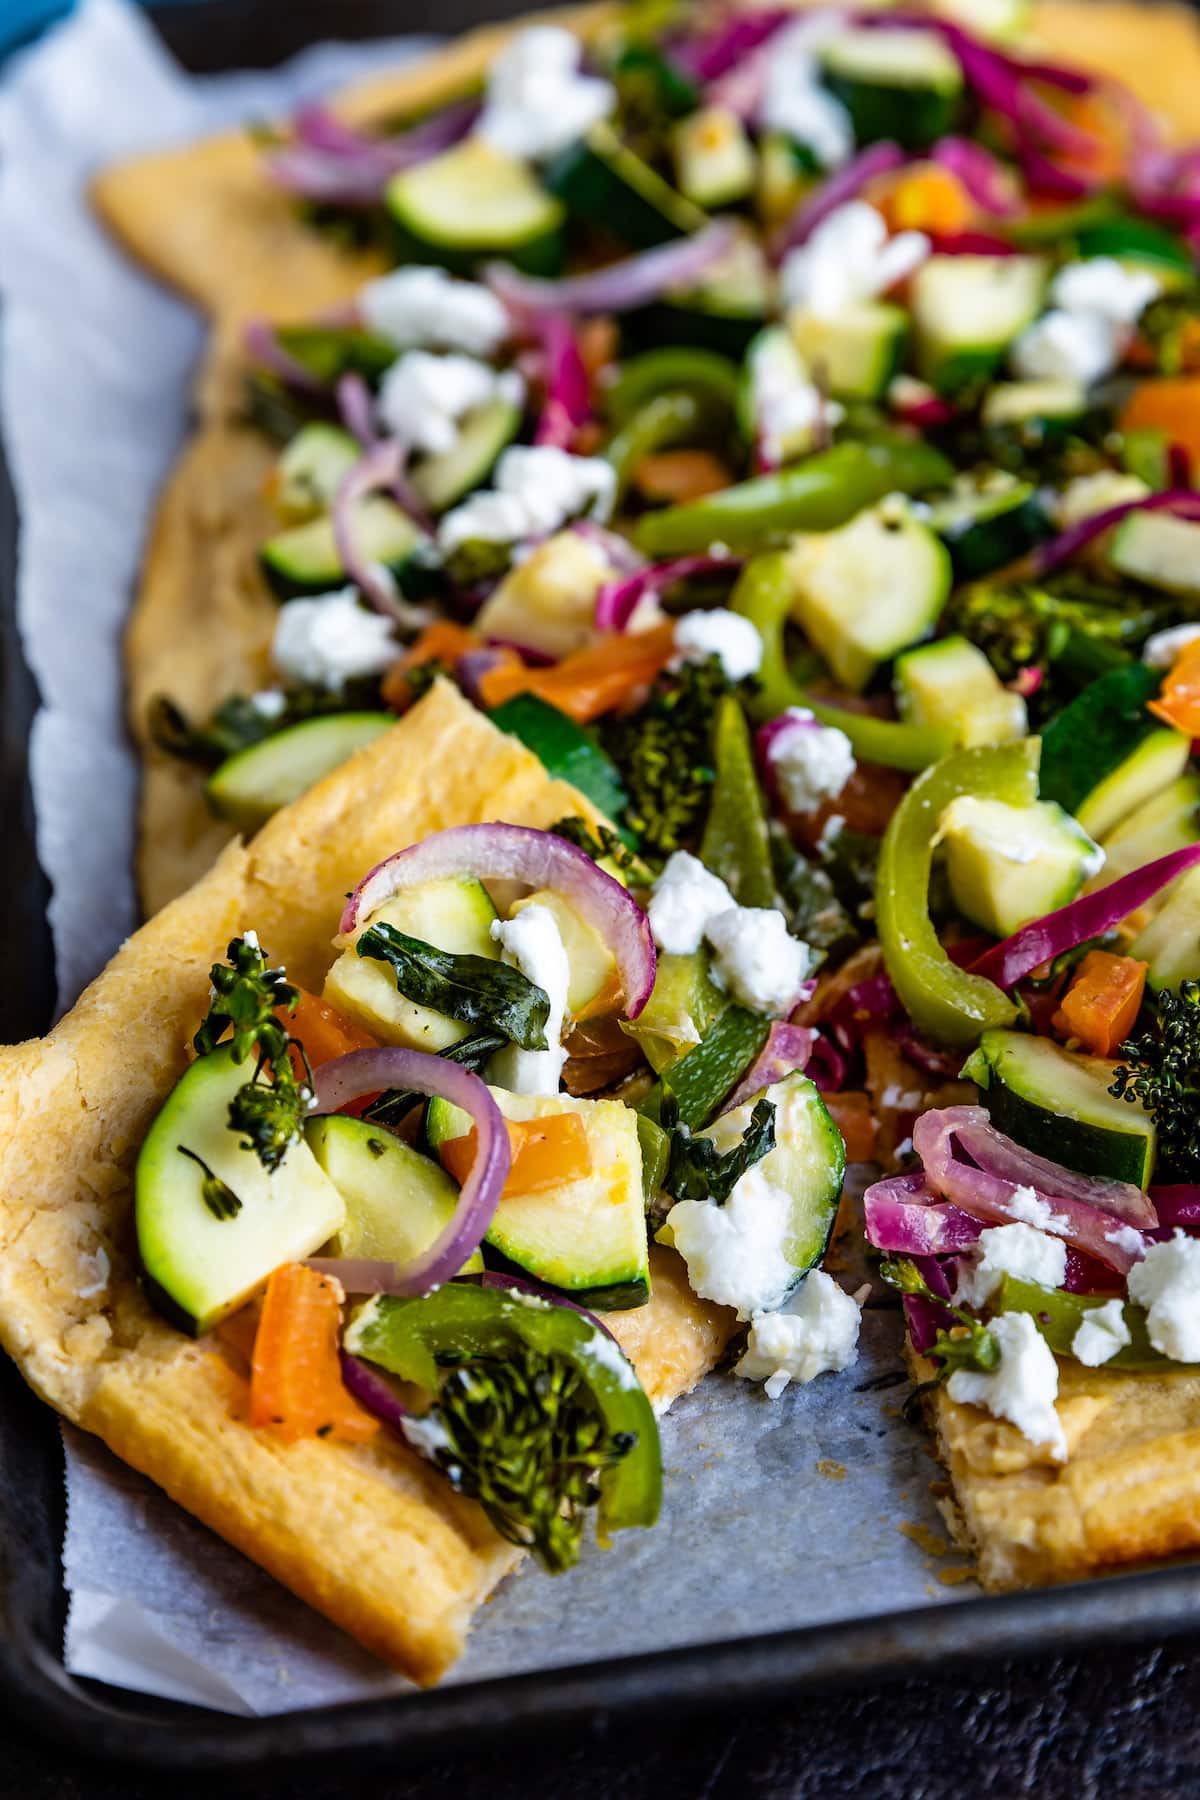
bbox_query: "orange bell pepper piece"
[1052,950,1148,1057]
[635,450,731,504]
[280,988,378,1093]
[440,1112,592,1196]
[478,622,676,724]
[250,1264,379,1444]
[820,1091,878,1163]
[1120,378,1200,467]
[380,620,481,712]
[873,163,975,236]
[1149,637,1200,735]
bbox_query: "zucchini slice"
[672,105,756,209]
[895,635,1027,749]
[911,254,1047,395]
[819,27,964,149]
[1098,772,1200,886]
[259,498,427,601]
[1108,511,1200,601]
[427,1088,651,1309]
[937,795,1100,937]
[305,1113,483,1273]
[409,394,522,514]
[785,498,952,691]
[544,121,707,248]
[980,378,1088,430]
[1131,863,1200,991]
[1039,663,1190,839]
[206,713,393,834]
[787,301,908,402]
[926,480,1054,580]
[963,1028,1156,1188]
[272,423,361,523]
[135,1046,346,1335]
[386,139,566,275]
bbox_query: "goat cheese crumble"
[748,331,843,466]
[735,1270,862,1397]
[767,708,856,813]
[272,588,397,688]
[647,851,736,956]
[671,608,764,682]
[1012,257,1161,387]
[376,353,522,457]
[1005,1184,1069,1234]
[1070,1297,1132,1368]
[477,26,615,161]
[948,1310,1067,1461]
[438,446,616,553]
[758,12,854,167]
[489,904,571,1097]
[780,201,929,320]
[954,1222,1067,1310]
[1126,1231,1200,1362]
[357,265,510,357]
[705,905,813,1015]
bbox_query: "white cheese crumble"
[488,903,571,1096]
[358,265,510,356]
[647,850,735,956]
[1106,1223,1148,1258]
[250,688,287,718]
[780,201,930,321]
[758,13,855,168]
[670,608,764,682]
[438,446,616,553]
[376,352,523,456]
[1071,1297,1132,1367]
[401,1412,453,1459]
[1012,257,1162,387]
[948,1310,1067,1461]
[477,25,615,161]
[705,905,813,1016]
[735,1270,862,1397]
[272,588,397,689]
[580,1329,640,1390]
[1126,1230,1200,1362]
[748,331,843,465]
[667,1161,797,1319]
[767,708,856,813]
[1144,621,1200,669]
[1005,1184,1069,1234]
[954,1222,1067,1310]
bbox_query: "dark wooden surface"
[4,1,1200,1791]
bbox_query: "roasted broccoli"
[601,657,733,861]
[194,936,313,1173]
[1111,981,1200,1181]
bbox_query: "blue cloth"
[0,0,197,60]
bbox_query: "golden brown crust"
[913,1345,1200,1588]
[0,683,734,1684]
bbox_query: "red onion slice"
[308,1047,509,1295]
[864,1173,985,1255]
[594,552,740,632]
[669,8,792,82]
[722,1021,816,1111]
[340,1350,410,1429]
[340,823,657,1017]
[970,844,1200,990]
[1150,1187,1200,1231]
[486,220,738,319]
[1033,491,1200,576]
[533,313,592,449]
[336,371,378,448]
[244,317,328,393]
[912,1105,1155,1272]
[267,99,478,204]
[773,141,907,257]
[332,440,434,623]
[930,137,1019,215]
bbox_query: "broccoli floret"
[194,936,313,1174]
[1111,981,1200,1181]
[417,1349,635,1573]
[601,658,733,861]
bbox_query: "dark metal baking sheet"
[3,0,1200,1771]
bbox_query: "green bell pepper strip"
[345,1286,662,1536]
[636,1113,671,1205]
[700,694,776,907]
[631,437,954,558]
[638,1005,771,1129]
[605,389,715,505]
[877,740,1038,1047]
[995,1276,1189,1372]
[604,347,741,426]
[731,553,956,772]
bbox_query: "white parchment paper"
[0,0,973,1716]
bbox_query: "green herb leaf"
[662,1094,776,1205]
[878,1255,1000,1398]
[176,1146,243,1221]
[357,924,551,1051]
[362,1030,508,1128]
